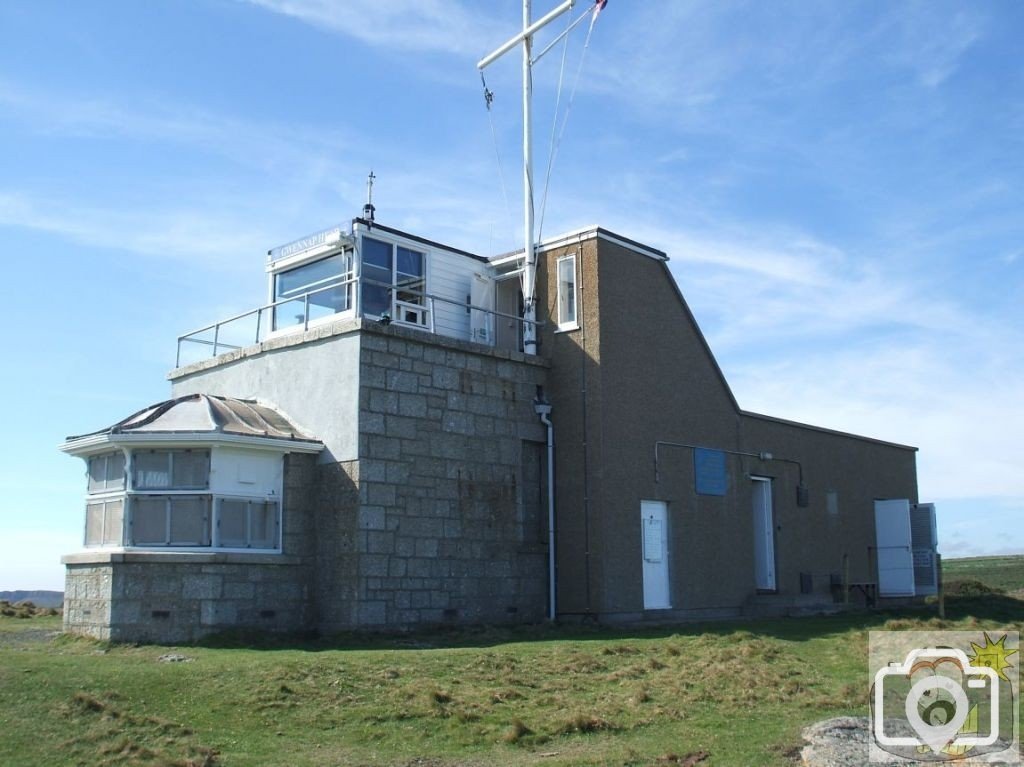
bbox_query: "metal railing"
[176,276,542,367]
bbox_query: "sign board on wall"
[694,448,727,496]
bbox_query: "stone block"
[357,601,387,625]
[358,506,387,530]
[407,558,433,578]
[369,390,400,414]
[357,459,385,483]
[398,393,428,418]
[362,555,389,577]
[361,412,386,435]
[385,415,418,439]
[366,483,396,506]
[366,530,394,554]
[224,581,255,600]
[183,575,221,600]
[386,370,419,393]
[415,539,439,558]
[431,368,460,390]
[201,600,238,626]
[385,462,411,485]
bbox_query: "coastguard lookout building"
[60,215,938,642]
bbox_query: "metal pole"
[522,0,537,355]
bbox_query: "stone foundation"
[64,553,312,643]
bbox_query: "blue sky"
[1,1,1021,590]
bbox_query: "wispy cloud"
[0,78,352,174]
[242,0,503,56]
[884,4,985,89]
[0,190,271,268]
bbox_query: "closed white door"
[641,500,671,609]
[875,499,915,596]
[752,477,776,591]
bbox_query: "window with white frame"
[216,498,279,548]
[128,449,212,547]
[133,449,209,490]
[557,254,577,329]
[361,236,427,325]
[88,451,125,493]
[79,447,284,551]
[85,498,124,547]
[83,451,126,547]
[272,251,354,331]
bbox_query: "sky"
[0,0,1021,591]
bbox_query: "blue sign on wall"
[694,448,728,496]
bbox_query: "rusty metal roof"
[66,394,319,444]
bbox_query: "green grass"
[944,554,1024,594]
[1,592,1021,767]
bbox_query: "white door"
[875,499,915,596]
[641,500,671,609]
[752,477,776,591]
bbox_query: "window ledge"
[62,550,300,566]
[555,323,580,334]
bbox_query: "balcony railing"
[175,276,541,368]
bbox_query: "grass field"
[0,558,1021,767]
[943,555,1024,594]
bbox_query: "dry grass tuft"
[430,690,452,705]
[501,718,533,744]
[557,713,615,735]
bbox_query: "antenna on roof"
[477,0,607,355]
[363,170,376,226]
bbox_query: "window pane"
[106,452,126,490]
[396,247,423,278]
[362,283,392,317]
[169,497,210,545]
[362,237,393,270]
[132,498,167,544]
[88,452,126,493]
[219,500,248,548]
[85,502,105,546]
[275,254,345,300]
[558,256,576,325]
[88,456,105,493]
[134,452,171,489]
[103,499,124,545]
[172,451,209,490]
[250,502,278,549]
[307,284,351,321]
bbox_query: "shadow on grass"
[185,589,1023,654]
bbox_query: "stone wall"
[335,324,551,629]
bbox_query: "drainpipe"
[534,390,556,621]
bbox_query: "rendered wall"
[170,322,362,463]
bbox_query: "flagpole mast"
[478,0,577,356]
[522,0,536,355]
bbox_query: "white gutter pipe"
[534,394,556,620]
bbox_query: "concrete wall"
[170,320,362,463]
